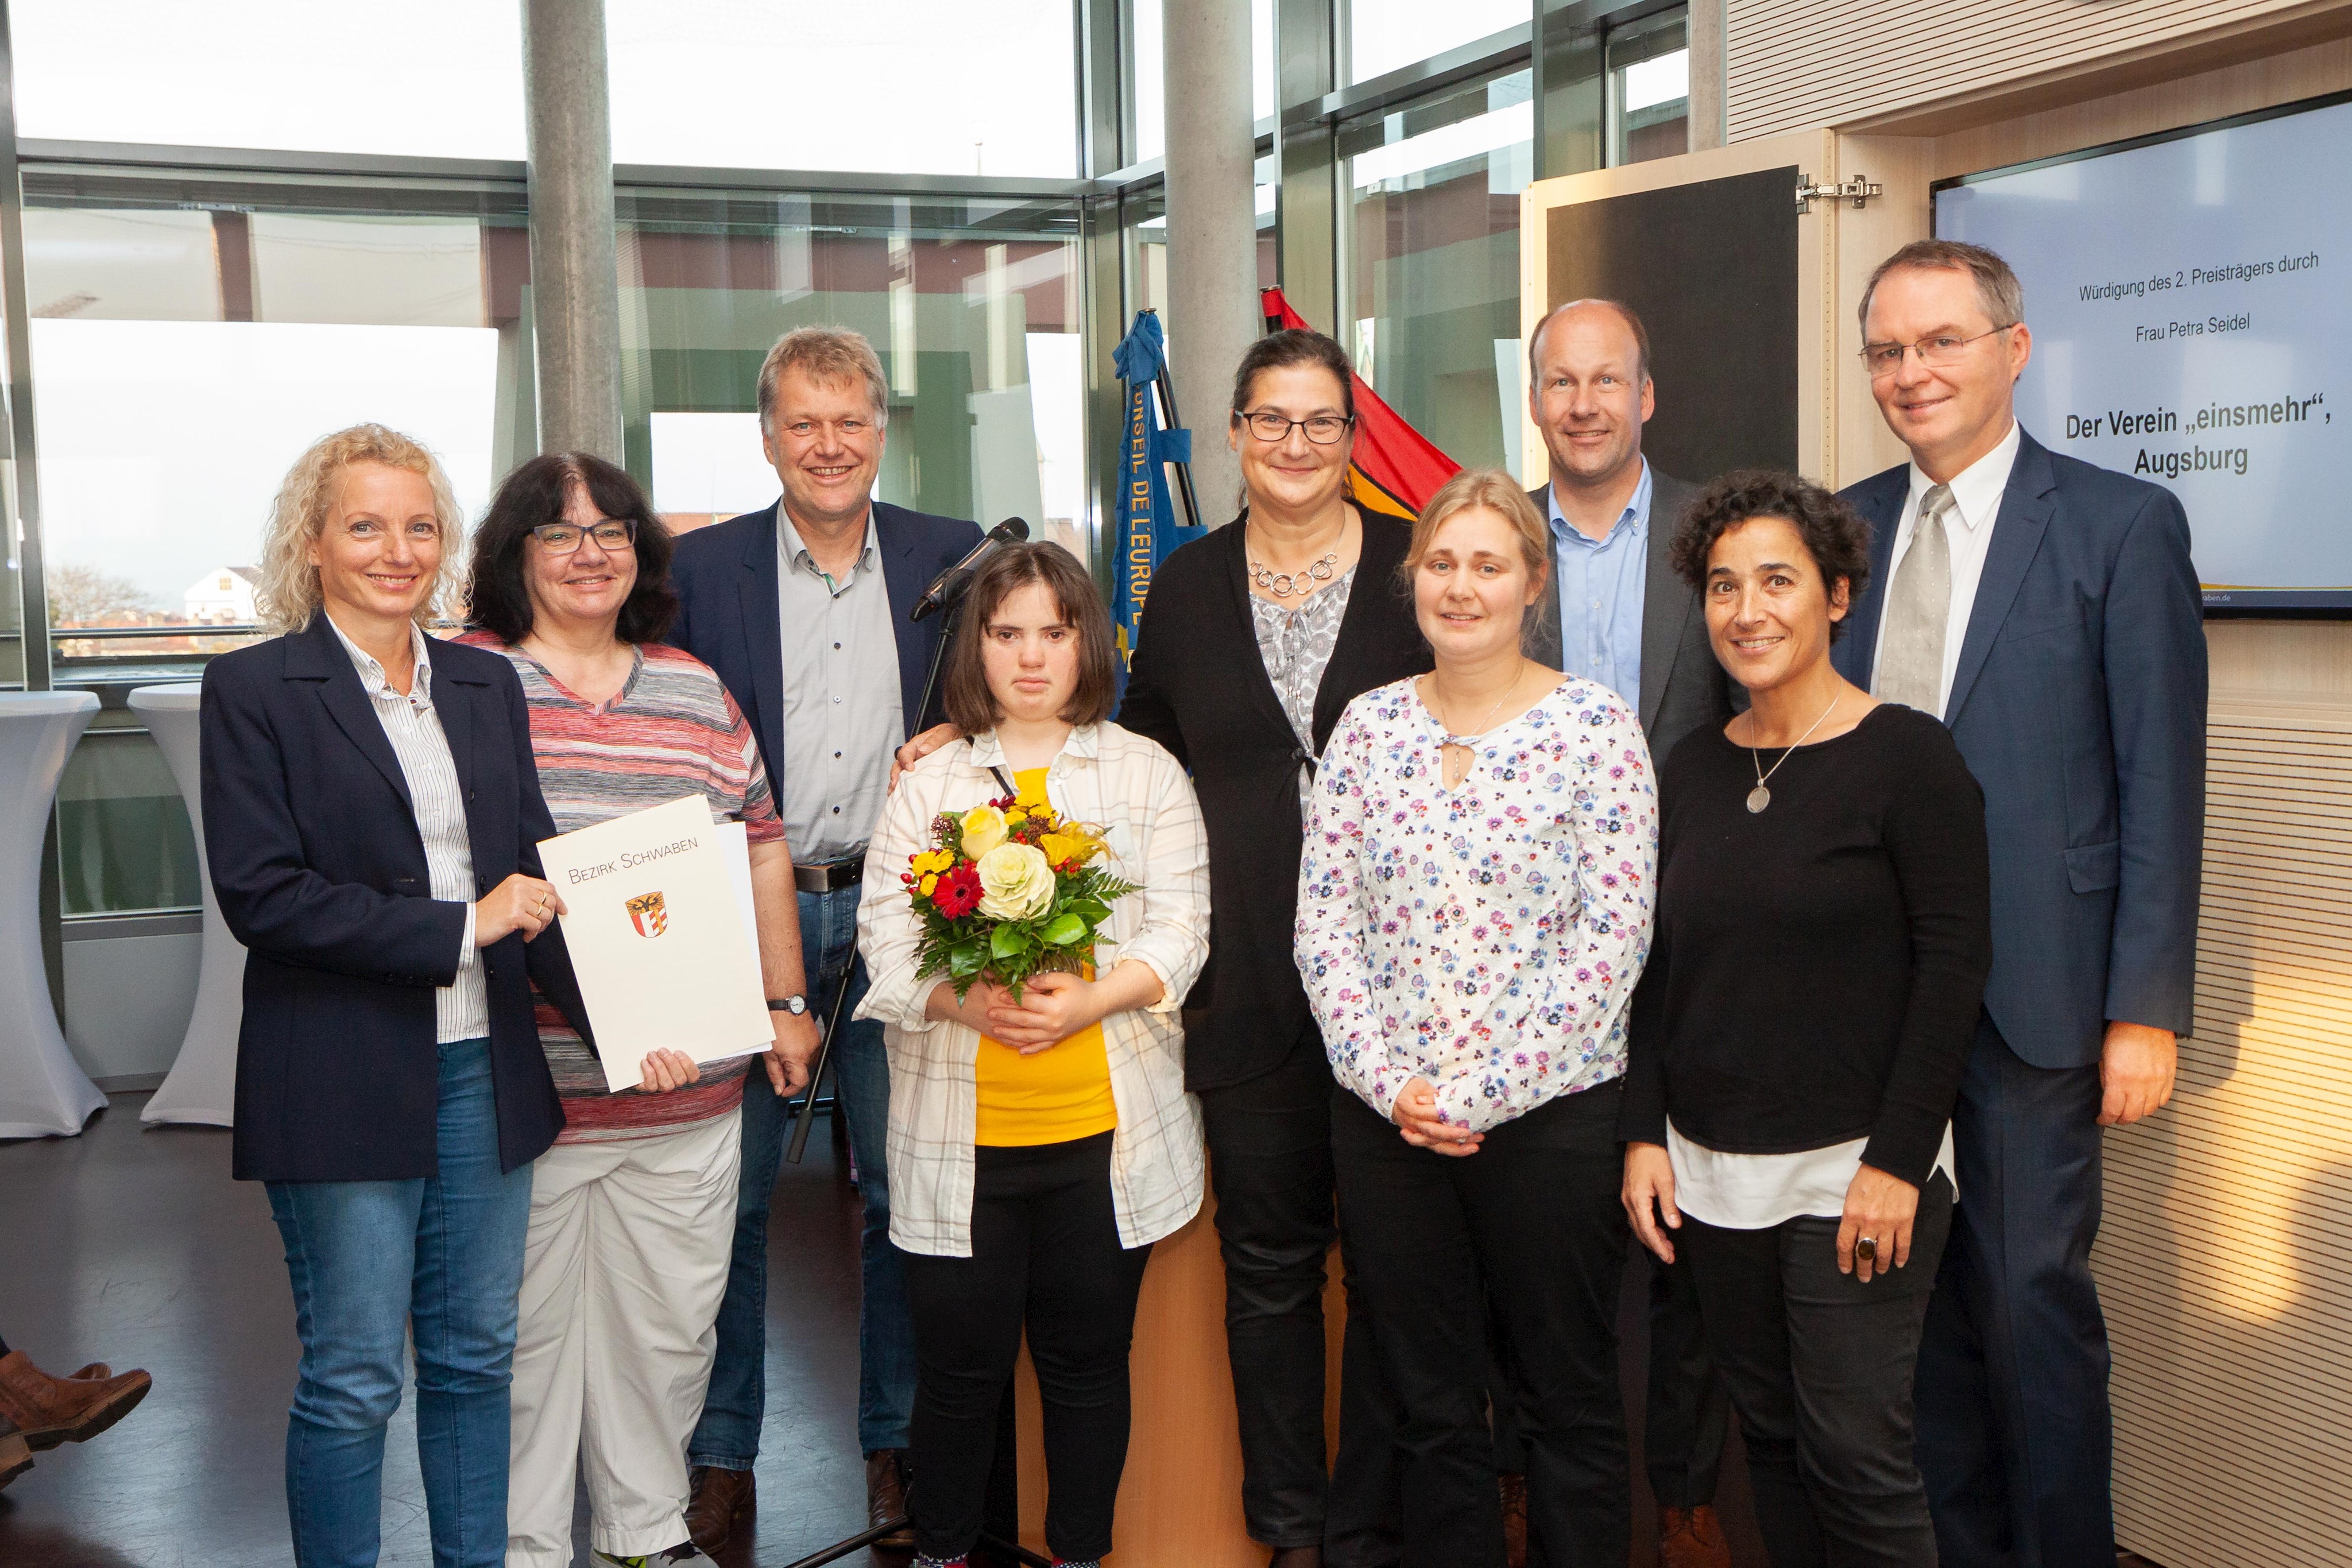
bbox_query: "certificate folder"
[537,794,772,1093]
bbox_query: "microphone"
[910,517,1029,622]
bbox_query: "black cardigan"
[1117,507,1432,1091]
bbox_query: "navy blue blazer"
[1832,429,2206,1068]
[667,500,984,793]
[202,616,590,1182]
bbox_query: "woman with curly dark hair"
[461,452,820,1567]
[1619,470,1993,1567]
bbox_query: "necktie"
[1875,483,1954,717]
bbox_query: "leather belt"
[795,855,865,895]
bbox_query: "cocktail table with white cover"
[0,690,107,1139]
[131,682,243,1126]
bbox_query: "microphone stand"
[785,589,968,1168]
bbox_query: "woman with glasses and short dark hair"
[1620,469,1991,1568]
[459,452,820,1568]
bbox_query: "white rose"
[975,841,1056,921]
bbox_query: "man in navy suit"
[666,326,983,1552]
[1832,241,2205,1568]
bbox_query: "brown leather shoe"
[1499,1470,1529,1568]
[866,1449,916,1552]
[0,1351,151,1451]
[1658,1504,1732,1568]
[684,1465,755,1554]
[0,1412,31,1491]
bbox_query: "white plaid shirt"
[856,722,1210,1256]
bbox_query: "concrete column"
[1688,0,1730,152]
[521,0,623,461]
[1162,0,1259,524]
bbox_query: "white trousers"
[505,1109,742,1567]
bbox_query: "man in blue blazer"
[666,327,982,1551]
[1832,241,2205,1568]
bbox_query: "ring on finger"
[1854,1235,1878,1264]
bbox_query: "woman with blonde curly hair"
[200,423,595,1567]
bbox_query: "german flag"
[1261,287,1460,520]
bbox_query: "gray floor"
[0,1091,870,1567]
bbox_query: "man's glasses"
[529,518,637,554]
[1237,410,1355,445]
[1860,325,2016,379]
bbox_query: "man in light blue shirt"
[1518,297,1738,1568]
[1546,457,1653,714]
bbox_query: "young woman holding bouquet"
[854,541,1210,1568]
[1295,467,1658,1568]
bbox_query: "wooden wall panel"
[2098,699,2352,1568]
[1727,0,2343,142]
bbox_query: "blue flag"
[1111,311,1199,666]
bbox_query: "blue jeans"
[264,1037,532,1568]
[690,882,918,1466]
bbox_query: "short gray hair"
[1527,298,1651,389]
[1858,240,2025,339]
[756,326,891,436]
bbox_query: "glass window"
[607,1,1077,177]
[24,170,531,671]
[1606,9,1689,167]
[1132,0,1275,167]
[617,190,1090,564]
[12,1,525,158]
[1340,69,1533,474]
[1348,0,1530,85]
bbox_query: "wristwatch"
[767,995,809,1016]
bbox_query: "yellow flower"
[911,848,954,876]
[1040,831,1093,869]
[919,872,939,896]
[1004,808,1028,825]
[960,805,1008,857]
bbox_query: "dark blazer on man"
[1527,467,1734,764]
[1117,506,1432,1091]
[667,499,984,792]
[1832,428,2206,1068]
[1832,427,2204,1567]
[202,616,591,1184]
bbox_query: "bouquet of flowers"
[901,791,1139,1002]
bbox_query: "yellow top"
[973,767,1118,1147]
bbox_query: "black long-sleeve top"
[1620,703,1993,1185]
[1116,507,1432,1091]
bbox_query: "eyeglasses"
[1860,326,2016,378]
[1236,410,1355,445]
[529,518,637,553]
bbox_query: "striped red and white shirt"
[460,634,786,1143]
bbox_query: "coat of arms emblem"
[625,891,668,938]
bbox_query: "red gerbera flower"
[931,862,984,918]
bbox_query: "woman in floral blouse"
[1296,466,1657,1567]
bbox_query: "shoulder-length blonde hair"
[254,424,466,634]
[1402,468,1553,653]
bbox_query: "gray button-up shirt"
[326,616,487,1043]
[777,509,903,863]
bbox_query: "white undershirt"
[1668,1120,1957,1230]
[1866,418,2022,718]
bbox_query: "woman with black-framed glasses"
[460,452,821,1567]
[1113,328,1430,1567]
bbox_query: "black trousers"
[1197,1036,1400,1563]
[1914,1018,2114,1568]
[1490,1248,1728,1513]
[1682,1174,1956,1568]
[898,1132,1152,1564]
[1332,1079,1631,1568]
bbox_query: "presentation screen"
[1935,94,2352,614]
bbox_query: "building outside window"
[1606,7,1690,167]
[618,191,1090,564]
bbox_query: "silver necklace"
[1249,550,1339,598]
[1434,665,1523,742]
[1745,692,1843,813]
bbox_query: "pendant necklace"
[1435,664,1523,787]
[1745,692,1843,814]
[1247,517,1344,599]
